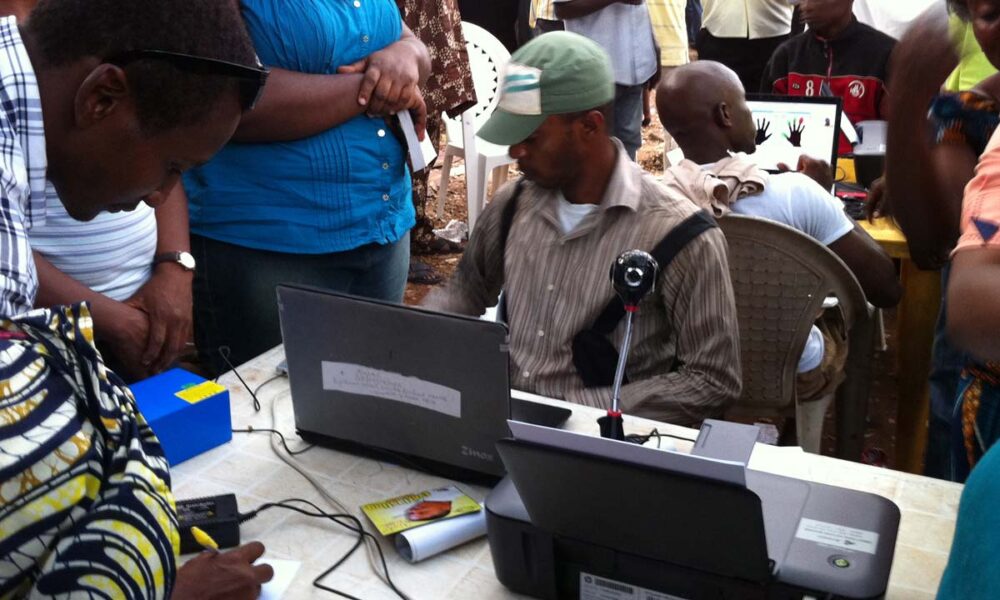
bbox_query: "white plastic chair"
[436,22,516,231]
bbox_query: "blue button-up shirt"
[184,0,414,254]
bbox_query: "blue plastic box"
[129,368,232,466]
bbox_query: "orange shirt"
[956,129,1000,253]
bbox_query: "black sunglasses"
[105,49,270,111]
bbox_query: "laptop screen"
[745,94,842,173]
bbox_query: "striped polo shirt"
[30,183,157,302]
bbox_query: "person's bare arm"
[948,248,1000,362]
[237,23,430,143]
[555,0,642,20]
[232,69,369,142]
[827,221,902,308]
[884,11,963,270]
[124,185,193,374]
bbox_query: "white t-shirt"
[702,0,793,39]
[729,171,854,372]
[557,194,600,235]
[730,172,854,245]
[852,0,939,40]
[30,183,157,302]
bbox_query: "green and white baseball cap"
[478,31,615,146]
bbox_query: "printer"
[485,420,900,600]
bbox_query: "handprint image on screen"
[745,95,842,173]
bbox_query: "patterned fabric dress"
[953,363,1000,482]
[0,304,178,599]
[396,0,477,241]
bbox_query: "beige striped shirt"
[427,143,741,427]
[530,0,556,27]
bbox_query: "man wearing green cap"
[426,32,741,426]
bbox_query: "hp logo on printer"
[461,445,495,462]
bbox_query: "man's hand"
[171,542,274,600]
[866,176,887,222]
[125,263,194,374]
[100,302,153,380]
[777,155,834,191]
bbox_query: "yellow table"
[859,218,942,474]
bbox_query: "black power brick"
[176,493,242,554]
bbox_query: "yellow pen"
[190,526,219,552]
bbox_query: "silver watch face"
[178,251,196,270]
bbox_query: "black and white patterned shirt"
[0,16,48,317]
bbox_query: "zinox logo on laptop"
[461,445,495,462]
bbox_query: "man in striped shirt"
[428,32,741,426]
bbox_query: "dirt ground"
[405,101,901,465]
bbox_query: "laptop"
[276,284,571,481]
[745,94,842,175]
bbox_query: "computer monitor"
[745,94,842,173]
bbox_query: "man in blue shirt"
[185,0,431,376]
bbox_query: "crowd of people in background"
[3,0,1000,598]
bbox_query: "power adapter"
[176,493,242,554]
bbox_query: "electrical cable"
[217,346,260,411]
[219,361,412,600]
[240,498,407,600]
[625,428,698,447]
[231,425,315,456]
[252,374,284,398]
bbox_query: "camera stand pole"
[598,307,636,441]
[598,250,658,441]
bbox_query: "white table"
[171,346,963,600]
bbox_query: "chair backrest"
[718,215,869,413]
[443,22,512,144]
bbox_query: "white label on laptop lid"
[321,361,461,418]
[794,518,879,555]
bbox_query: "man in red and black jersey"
[760,0,895,155]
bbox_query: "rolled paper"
[394,510,487,563]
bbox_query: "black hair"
[26,0,258,135]
[949,0,971,20]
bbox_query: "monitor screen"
[745,94,842,173]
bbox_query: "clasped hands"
[338,42,427,140]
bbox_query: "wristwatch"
[153,251,196,272]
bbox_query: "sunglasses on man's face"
[105,49,270,112]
